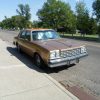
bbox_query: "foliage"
[76,1,90,34]
[97,25,100,36]
[0,15,32,29]
[16,4,25,16]
[33,20,42,28]
[0,4,32,29]
[92,0,100,36]
[88,18,97,34]
[37,0,76,33]
[16,4,31,21]
[1,18,11,29]
[92,0,100,23]
[0,2,98,36]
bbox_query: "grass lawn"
[61,33,98,38]
[60,33,100,42]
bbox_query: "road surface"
[0,30,100,99]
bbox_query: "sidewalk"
[0,39,79,100]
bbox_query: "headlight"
[50,50,60,59]
[81,46,87,53]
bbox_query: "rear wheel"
[17,44,22,53]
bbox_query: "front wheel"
[34,54,44,68]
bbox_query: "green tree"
[0,4,32,29]
[33,21,41,28]
[76,1,90,35]
[0,22,1,27]
[16,4,31,21]
[1,18,12,29]
[24,4,31,20]
[0,15,32,29]
[92,0,100,22]
[16,4,31,28]
[11,15,32,29]
[37,0,76,33]
[16,4,25,16]
[88,18,97,34]
[11,15,26,29]
[92,0,100,38]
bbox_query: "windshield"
[32,30,60,40]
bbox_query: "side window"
[20,31,26,39]
[25,31,31,41]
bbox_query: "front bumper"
[48,53,88,68]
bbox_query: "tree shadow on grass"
[7,46,75,74]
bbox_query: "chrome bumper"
[48,53,88,68]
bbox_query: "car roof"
[25,28,53,31]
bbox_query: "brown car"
[13,28,88,68]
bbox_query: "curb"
[43,73,79,100]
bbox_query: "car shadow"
[7,46,75,74]
[42,64,75,74]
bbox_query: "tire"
[17,44,22,53]
[34,54,44,68]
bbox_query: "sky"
[0,0,94,22]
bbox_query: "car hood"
[33,38,82,51]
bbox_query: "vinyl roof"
[26,28,53,31]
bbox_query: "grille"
[61,48,81,58]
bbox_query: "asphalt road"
[0,30,100,100]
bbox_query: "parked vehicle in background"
[13,28,88,68]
